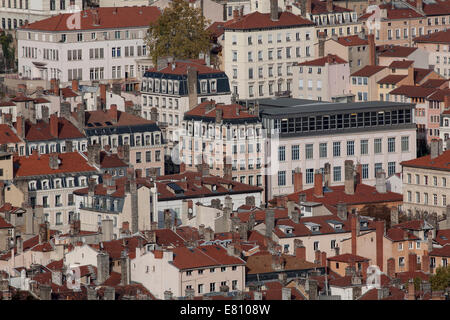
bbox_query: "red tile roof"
[393,219,428,231]
[60,88,78,99]
[401,150,450,171]
[286,183,402,207]
[389,85,436,98]
[351,65,386,77]
[335,35,368,47]
[14,117,85,142]
[309,0,352,14]
[386,228,420,242]
[90,236,147,260]
[170,245,245,270]
[429,244,450,257]
[146,59,222,75]
[0,216,13,229]
[246,253,320,274]
[298,54,347,66]
[21,6,161,32]
[406,0,450,16]
[223,11,314,30]
[81,151,127,169]
[0,100,16,107]
[377,45,417,58]
[80,109,156,128]
[421,79,449,88]
[414,28,450,44]
[359,286,405,300]
[0,124,21,144]
[153,229,186,247]
[13,152,97,177]
[185,101,258,121]
[377,74,407,84]
[436,229,450,246]
[389,60,414,69]
[327,253,370,263]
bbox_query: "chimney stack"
[306,0,312,15]
[50,79,60,96]
[99,84,107,108]
[375,220,385,271]
[72,79,79,92]
[408,252,418,272]
[416,0,423,11]
[294,239,306,260]
[187,66,198,110]
[344,160,355,195]
[375,171,387,193]
[265,209,275,239]
[351,215,358,255]
[109,104,118,123]
[390,207,399,226]
[368,34,376,65]
[49,153,59,170]
[96,252,110,284]
[120,251,131,286]
[41,106,50,123]
[323,163,331,187]
[337,202,347,221]
[430,139,442,159]
[313,170,323,197]
[355,163,362,185]
[50,114,58,138]
[16,115,25,139]
[270,0,279,21]
[293,167,303,193]
[326,0,333,12]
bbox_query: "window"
[319,143,327,158]
[210,283,216,292]
[401,136,409,152]
[278,146,286,161]
[305,144,313,159]
[388,137,395,152]
[398,243,403,251]
[374,163,382,176]
[278,171,286,186]
[360,139,368,155]
[333,166,341,182]
[198,284,203,294]
[313,241,319,251]
[292,145,300,160]
[306,169,314,184]
[362,164,369,179]
[333,141,341,157]
[374,138,382,154]
[399,257,405,267]
[388,162,396,176]
[347,140,355,156]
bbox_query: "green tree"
[146,0,211,65]
[430,266,450,291]
[0,31,15,71]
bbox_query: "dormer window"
[148,79,153,92]
[42,180,49,190]
[54,179,61,189]
[161,79,167,93]
[201,81,207,93]
[168,81,173,93]
[29,181,37,191]
[210,80,217,93]
[154,79,160,93]
[173,81,179,94]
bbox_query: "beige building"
[401,140,450,218]
[223,7,316,99]
[350,65,389,101]
[414,29,450,78]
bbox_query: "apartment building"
[350,65,389,101]
[223,4,316,100]
[17,6,160,83]
[360,0,450,47]
[440,109,450,149]
[73,173,157,237]
[253,98,416,200]
[140,59,231,145]
[414,29,450,78]
[377,45,429,68]
[322,34,372,74]
[293,54,351,102]
[181,100,265,190]
[401,140,450,218]
[0,0,84,30]
[131,245,246,299]
[78,105,165,177]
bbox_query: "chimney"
[375,171,387,193]
[101,219,113,242]
[265,209,275,239]
[270,0,278,21]
[323,163,331,187]
[87,143,101,166]
[344,160,355,195]
[72,79,79,92]
[109,104,118,123]
[321,251,327,268]
[16,115,25,139]
[215,108,223,124]
[313,170,323,197]
[76,103,85,129]
[293,167,303,193]
[390,207,399,226]
[355,163,362,185]
[187,66,198,110]
[282,287,291,300]
[326,0,333,12]
[445,95,450,108]
[232,9,239,19]
[16,236,23,255]
[375,220,385,271]
[49,153,59,170]
[446,205,450,230]
[39,284,52,300]
[50,114,58,138]
[99,84,107,108]
[223,157,232,180]
[17,83,27,94]
[50,79,60,96]
[306,0,312,15]
[337,202,347,221]
[422,254,430,273]
[368,34,376,66]
[408,279,415,300]
[41,106,49,123]
[351,215,358,255]
[87,287,97,300]
[96,252,110,284]
[120,251,131,286]
[164,290,173,300]
[104,287,115,300]
[416,0,423,11]
[408,252,418,272]
[430,139,442,159]
[387,258,395,278]
[294,239,306,260]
